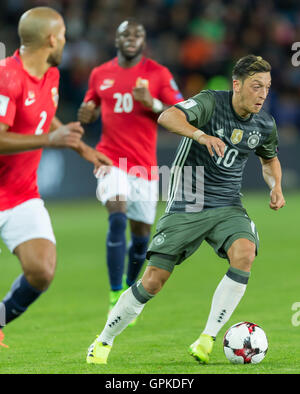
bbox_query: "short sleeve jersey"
[0,50,59,210]
[166,90,278,213]
[84,56,183,180]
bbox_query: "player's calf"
[0,240,56,328]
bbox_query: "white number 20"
[113,93,133,113]
[35,111,47,135]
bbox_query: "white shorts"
[0,198,56,253]
[96,166,158,225]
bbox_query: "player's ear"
[48,33,57,48]
[232,79,242,94]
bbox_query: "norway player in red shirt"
[78,19,183,321]
[0,7,111,348]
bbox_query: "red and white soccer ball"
[223,322,268,364]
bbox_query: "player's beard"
[47,48,63,67]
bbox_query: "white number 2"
[113,93,133,113]
[35,111,47,135]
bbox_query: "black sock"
[1,274,42,326]
[126,233,150,286]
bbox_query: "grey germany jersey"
[166,90,278,213]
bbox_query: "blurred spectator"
[1,0,299,139]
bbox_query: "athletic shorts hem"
[147,254,177,273]
[9,235,56,254]
[127,212,154,225]
[222,232,257,257]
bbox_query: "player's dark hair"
[232,55,271,81]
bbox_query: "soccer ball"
[223,322,268,364]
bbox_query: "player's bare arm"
[158,106,225,158]
[50,116,112,169]
[259,156,285,211]
[0,122,49,153]
[75,142,113,171]
[0,120,84,154]
[49,116,63,131]
[78,100,100,124]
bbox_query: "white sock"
[202,269,249,338]
[98,287,145,346]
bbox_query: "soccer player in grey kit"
[87,55,285,365]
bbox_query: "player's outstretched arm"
[49,117,112,170]
[158,106,225,158]
[78,101,100,124]
[0,121,84,154]
[259,156,286,210]
[50,117,112,173]
[72,140,112,172]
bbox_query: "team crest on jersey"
[100,79,115,91]
[247,131,262,149]
[136,77,149,88]
[230,129,244,144]
[51,87,59,107]
[154,232,166,246]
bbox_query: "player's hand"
[94,165,112,179]
[132,78,153,108]
[269,187,286,211]
[196,134,226,158]
[78,101,98,124]
[79,145,112,171]
[48,122,84,149]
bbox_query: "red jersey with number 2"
[84,57,183,180]
[0,50,59,210]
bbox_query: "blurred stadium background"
[0,0,299,200]
[1,1,300,374]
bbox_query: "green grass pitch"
[0,192,299,374]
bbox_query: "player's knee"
[230,247,255,271]
[227,239,256,271]
[142,266,170,295]
[25,253,56,291]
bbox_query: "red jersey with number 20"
[0,50,59,210]
[84,57,183,180]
